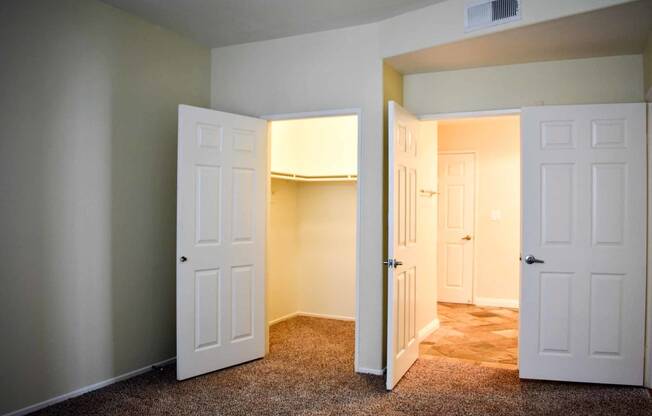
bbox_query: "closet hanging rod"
[271,171,357,182]
[419,189,439,197]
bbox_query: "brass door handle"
[462,235,472,241]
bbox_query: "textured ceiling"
[101,0,447,47]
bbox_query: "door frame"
[647,103,652,388]
[437,150,478,305]
[420,105,652,387]
[261,108,364,372]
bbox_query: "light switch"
[490,209,502,221]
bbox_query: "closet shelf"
[271,171,357,182]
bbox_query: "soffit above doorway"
[386,0,652,74]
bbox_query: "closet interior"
[267,115,358,326]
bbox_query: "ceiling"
[101,0,446,48]
[386,0,652,74]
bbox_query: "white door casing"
[177,105,267,380]
[437,153,475,304]
[520,103,646,385]
[386,102,421,390]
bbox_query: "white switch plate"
[490,209,501,221]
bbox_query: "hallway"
[421,303,519,369]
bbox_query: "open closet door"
[520,103,646,385]
[386,101,422,390]
[177,105,267,380]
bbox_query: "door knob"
[180,256,188,263]
[462,235,472,241]
[524,255,544,264]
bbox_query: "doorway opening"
[420,115,521,370]
[266,114,359,361]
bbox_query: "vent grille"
[465,0,521,32]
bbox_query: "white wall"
[211,0,634,374]
[0,0,210,414]
[212,23,385,372]
[268,179,357,323]
[404,55,645,115]
[438,117,521,306]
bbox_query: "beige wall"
[438,116,521,304]
[416,121,440,334]
[405,55,645,115]
[268,179,300,322]
[211,0,631,375]
[268,179,357,323]
[297,182,357,318]
[378,0,633,58]
[0,0,210,414]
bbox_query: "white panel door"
[177,105,267,380]
[437,153,475,304]
[386,102,421,390]
[521,103,646,385]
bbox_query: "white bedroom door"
[177,105,267,380]
[386,102,421,390]
[437,153,475,304]
[520,103,646,385]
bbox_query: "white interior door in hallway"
[437,152,475,304]
[520,103,646,386]
[177,105,267,380]
[386,102,437,390]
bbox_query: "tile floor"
[420,302,519,369]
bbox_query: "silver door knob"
[524,255,544,264]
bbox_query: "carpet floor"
[32,316,652,416]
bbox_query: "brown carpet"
[32,316,651,416]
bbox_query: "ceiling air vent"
[464,0,521,32]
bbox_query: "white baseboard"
[268,312,299,326]
[357,366,385,376]
[4,357,176,416]
[269,311,355,326]
[295,311,355,321]
[418,318,440,342]
[474,297,519,309]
